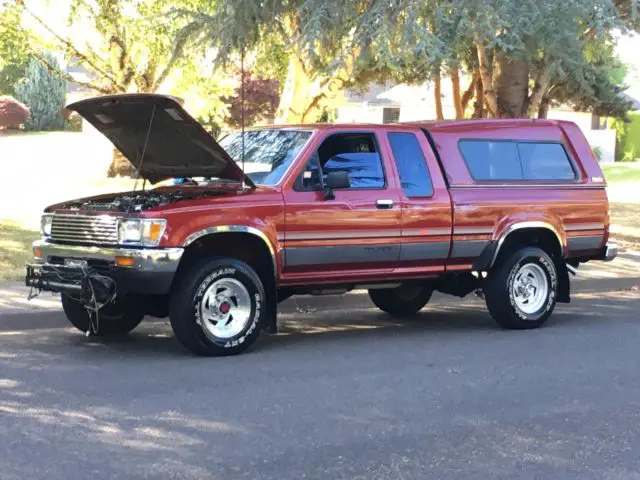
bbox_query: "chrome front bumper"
[27,240,184,295]
[30,240,184,272]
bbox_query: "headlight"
[117,219,167,246]
[40,214,53,237]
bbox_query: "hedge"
[0,95,29,128]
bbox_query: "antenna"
[128,103,157,213]
[240,46,246,186]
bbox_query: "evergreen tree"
[14,53,66,131]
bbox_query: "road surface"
[1,255,639,479]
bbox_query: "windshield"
[218,129,312,185]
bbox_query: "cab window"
[297,133,385,190]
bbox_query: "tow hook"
[566,263,578,276]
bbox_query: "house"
[335,79,633,163]
[338,80,460,124]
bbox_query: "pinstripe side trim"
[565,223,605,232]
[450,184,605,190]
[453,226,494,235]
[403,227,451,236]
[283,228,454,241]
[284,230,401,241]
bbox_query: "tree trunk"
[434,73,444,120]
[527,63,553,117]
[538,93,551,119]
[276,54,313,123]
[493,53,529,118]
[475,40,498,117]
[473,73,485,118]
[275,52,348,124]
[451,69,464,119]
[108,148,136,178]
[461,71,478,112]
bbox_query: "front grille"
[51,214,118,245]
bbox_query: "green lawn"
[601,163,640,183]
[0,222,39,282]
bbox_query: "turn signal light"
[115,256,136,268]
[33,247,43,260]
[147,222,164,243]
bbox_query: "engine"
[63,189,224,212]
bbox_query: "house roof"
[343,78,468,108]
[343,81,400,105]
[621,88,640,110]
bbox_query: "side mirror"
[325,171,350,190]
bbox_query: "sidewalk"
[608,183,640,204]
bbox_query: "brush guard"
[26,264,117,335]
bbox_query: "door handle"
[376,199,394,209]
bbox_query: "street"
[1,256,639,480]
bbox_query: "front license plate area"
[64,259,88,269]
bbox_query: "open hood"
[66,94,253,186]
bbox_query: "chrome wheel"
[512,263,548,315]
[199,278,252,339]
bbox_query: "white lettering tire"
[169,258,266,356]
[485,247,558,329]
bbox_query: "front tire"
[169,258,266,356]
[484,246,558,329]
[61,294,144,336]
[368,283,433,316]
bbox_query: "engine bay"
[61,188,227,212]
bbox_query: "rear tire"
[169,257,266,356]
[368,284,433,316]
[484,246,558,329]
[61,294,144,336]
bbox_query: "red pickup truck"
[26,94,617,356]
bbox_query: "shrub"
[64,112,83,132]
[14,53,66,131]
[613,113,640,162]
[591,146,602,162]
[0,95,29,128]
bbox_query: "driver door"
[281,131,402,284]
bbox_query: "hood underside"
[66,94,253,186]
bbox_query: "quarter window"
[459,140,576,181]
[387,132,433,197]
[517,142,576,180]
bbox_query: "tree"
[20,0,200,94]
[0,3,30,95]
[223,69,280,128]
[540,40,632,119]
[210,0,638,120]
[176,1,389,123]
[14,53,66,131]
[393,0,639,119]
